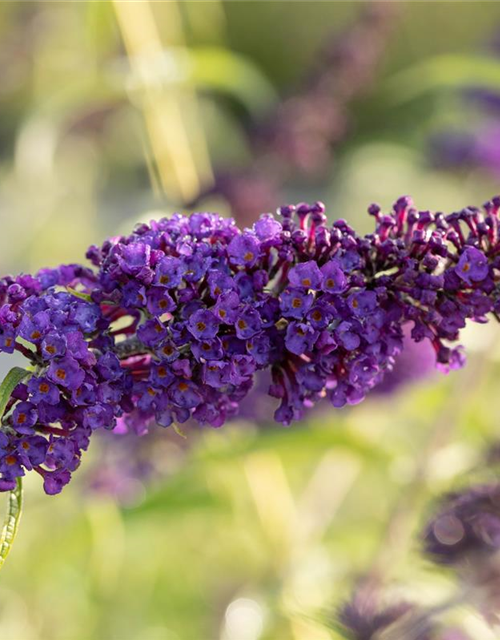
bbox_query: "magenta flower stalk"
[0,195,500,496]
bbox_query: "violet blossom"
[2,195,500,494]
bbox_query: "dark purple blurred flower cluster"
[85,425,189,505]
[430,33,500,179]
[256,3,395,176]
[337,593,421,640]
[430,125,500,179]
[334,587,468,640]
[423,484,500,626]
[2,195,500,494]
[424,484,500,566]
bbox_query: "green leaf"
[0,367,30,570]
[384,54,500,105]
[126,46,278,117]
[0,478,23,570]
[188,47,278,117]
[0,367,31,421]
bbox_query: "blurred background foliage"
[1,1,500,639]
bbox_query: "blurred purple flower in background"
[429,31,500,179]
[424,484,500,566]
[430,125,500,179]
[85,426,189,506]
[334,587,434,640]
[423,484,500,625]
[195,3,396,223]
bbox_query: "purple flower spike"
[3,194,500,494]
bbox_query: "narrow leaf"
[0,478,23,570]
[0,367,31,421]
[188,47,278,116]
[384,54,500,105]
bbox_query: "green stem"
[66,287,92,302]
[0,477,23,570]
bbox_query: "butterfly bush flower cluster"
[2,195,500,494]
